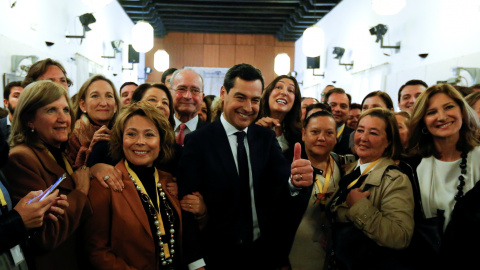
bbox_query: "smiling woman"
[326,108,413,269]
[66,74,120,169]
[256,75,302,160]
[83,102,184,269]
[4,81,91,269]
[403,84,480,268]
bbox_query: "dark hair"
[471,84,480,90]
[132,83,175,128]
[4,81,22,100]
[361,91,394,110]
[161,68,178,84]
[258,75,302,152]
[303,110,335,128]
[202,96,212,122]
[324,88,351,107]
[223,63,264,93]
[305,102,332,118]
[454,85,473,97]
[358,108,403,161]
[204,95,216,108]
[22,58,72,88]
[397,79,428,103]
[408,84,480,157]
[350,103,362,111]
[119,82,138,95]
[110,101,174,165]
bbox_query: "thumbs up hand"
[290,143,313,188]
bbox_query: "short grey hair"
[170,68,204,90]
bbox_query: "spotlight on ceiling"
[333,47,345,59]
[369,24,401,52]
[65,13,96,41]
[369,24,388,43]
[332,47,353,71]
[102,40,124,59]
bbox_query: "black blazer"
[178,119,292,266]
[0,117,9,143]
[333,126,354,156]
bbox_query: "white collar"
[174,114,199,131]
[220,113,249,136]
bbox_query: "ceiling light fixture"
[154,50,169,72]
[274,53,290,76]
[372,0,406,16]
[301,0,324,57]
[369,24,401,52]
[132,20,154,53]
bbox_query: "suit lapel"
[116,161,153,238]
[210,120,240,183]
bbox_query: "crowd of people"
[1,57,480,270]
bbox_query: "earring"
[421,127,429,134]
[83,111,87,113]
[31,128,34,133]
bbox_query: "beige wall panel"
[235,45,255,65]
[204,45,220,67]
[163,32,184,44]
[204,33,220,44]
[255,35,275,46]
[219,34,236,45]
[184,44,204,67]
[254,46,276,85]
[236,34,255,45]
[219,45,235,67]
[184,33,204,44]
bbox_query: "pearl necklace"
[455,152,468,201]
[128,172,176,266]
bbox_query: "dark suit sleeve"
[0,210,27,253]
[177,134,204,265]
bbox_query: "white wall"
[0,0,144,97]
[295,0,480,110]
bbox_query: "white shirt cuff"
[288,175,301,196]
[188,259,206,270]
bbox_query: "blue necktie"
[235,131,253,243]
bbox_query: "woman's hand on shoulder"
[255,117,281,129]
[72,166,91,195]
[90,163,124,192]
[166,178,178,199]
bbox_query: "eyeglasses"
[172,86,203,96]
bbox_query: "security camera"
[45,41,54,47]
[113,73,118,76]
[419,53,428,59]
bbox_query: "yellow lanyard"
[315,156,334,194]
[337,124,345,139]
[125,161,171,258]
[47,151,73,175]
[346,158,382,189]
[0,187,7,209]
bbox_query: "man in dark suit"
[178,64,313,270]
[1,81,23,141]
[170,69,209,145]
[324,88,354,155]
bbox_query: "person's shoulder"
[9,144,35,156]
